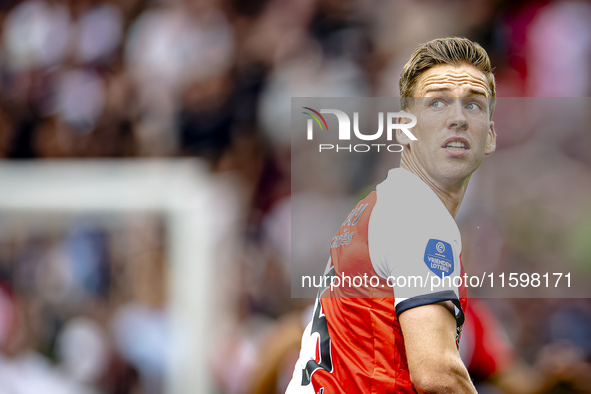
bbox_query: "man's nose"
[446,101,468,130]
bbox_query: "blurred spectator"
[74,2,123,65]
[526,0,591,97]
[3,0,70,72]
[54,68,105,133]
[56,316,109,387]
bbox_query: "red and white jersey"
[287,168,468,394]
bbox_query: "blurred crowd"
[0,0,591,393]
[0,215,167,394]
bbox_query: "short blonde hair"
[400,37,496,115]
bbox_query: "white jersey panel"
[368,168,463,307]
[286,321,317,394]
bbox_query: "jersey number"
[302,267,334,385]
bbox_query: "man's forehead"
[414,64,490,97]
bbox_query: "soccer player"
[286,37,497,393]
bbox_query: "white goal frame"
[0,159,215,394]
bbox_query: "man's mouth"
[444,141,467,150]
[441,138,470,155]
[441,137,470,150]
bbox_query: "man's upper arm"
[399,302,476,393]
[399,301,458,372]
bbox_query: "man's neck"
[400,155,471,218]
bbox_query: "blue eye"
[431,100,445,108]
[465,102,482,110]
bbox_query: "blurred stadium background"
[0,0,590,393]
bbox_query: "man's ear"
[396,110,413,148]
[485,121,496,155]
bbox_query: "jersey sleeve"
[368,172,465,326]
[389,230,464,325]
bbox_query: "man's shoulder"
[369,168,461,254]
[374,168,450,220]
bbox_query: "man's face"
[399,63,496,185]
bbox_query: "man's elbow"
[410,359,472,393]
[411,374,457,393]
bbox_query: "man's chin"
[433,163,477,184]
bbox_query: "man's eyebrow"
[467,88,488,97]
[423,87,451,95]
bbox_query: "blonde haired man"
[287,37,496,393]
